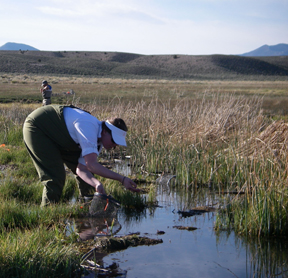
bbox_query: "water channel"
[74,161,288,278]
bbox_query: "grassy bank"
[0,102,147,276]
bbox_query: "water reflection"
[76,217,122,241]
[75,164,288,277]
[244,236,288,278]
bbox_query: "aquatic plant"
[105,180,146,211]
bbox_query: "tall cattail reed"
[86,94,287,236]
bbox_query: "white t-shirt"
[63,107,103,165]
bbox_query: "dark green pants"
[23,105,93,206]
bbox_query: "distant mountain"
[0,42,39,51]
[241,43,288,57]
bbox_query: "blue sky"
[0,0,287,55]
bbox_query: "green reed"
[215,152,288,236]
[105,180,146,211]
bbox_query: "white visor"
[105,120,127,146]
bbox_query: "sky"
[0,0,287,55]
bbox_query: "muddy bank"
[96,234,163,252]
[80,234,163,255]
[79,234,163,275]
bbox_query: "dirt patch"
[0,164,18,171]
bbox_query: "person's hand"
[95,183,106,194]
[122,177,140,192]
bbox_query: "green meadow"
[1,74,288,277]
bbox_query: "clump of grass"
[0,178,42,204]
[105,180,146,211]
[215,154,288,237]
[0,196,84,276]
[0,199,84,231]
[213,117,288,236]
[0,167,78,205]
[0,227,81,278]
[0,104,34,144]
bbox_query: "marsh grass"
[0,228,81,278]
[124,94,264,184]
[1,77,288,276]
[215,167,288,237]
[0,200,83,277]
[113,93,288,237]
[0,192,85,230]
[105,181,146,211]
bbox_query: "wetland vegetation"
[1,74,288,277]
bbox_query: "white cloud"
[35,1,144,17]
[36,6,82,16]
[0,0,287,54]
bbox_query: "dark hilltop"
[0,43,288,80]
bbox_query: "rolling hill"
[0,48,287,80]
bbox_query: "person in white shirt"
[23,104,139,206]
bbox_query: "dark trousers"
[23,105,93,206]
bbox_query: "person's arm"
[82,153,140,192]
[41,85,48,97]
[76,162,106,194]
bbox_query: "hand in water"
[123,177,140,192]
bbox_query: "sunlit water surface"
[77,190,288,277]
[76,162,288,278]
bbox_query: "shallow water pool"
[78,185,288,278]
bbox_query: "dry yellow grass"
[238,120,288,164]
